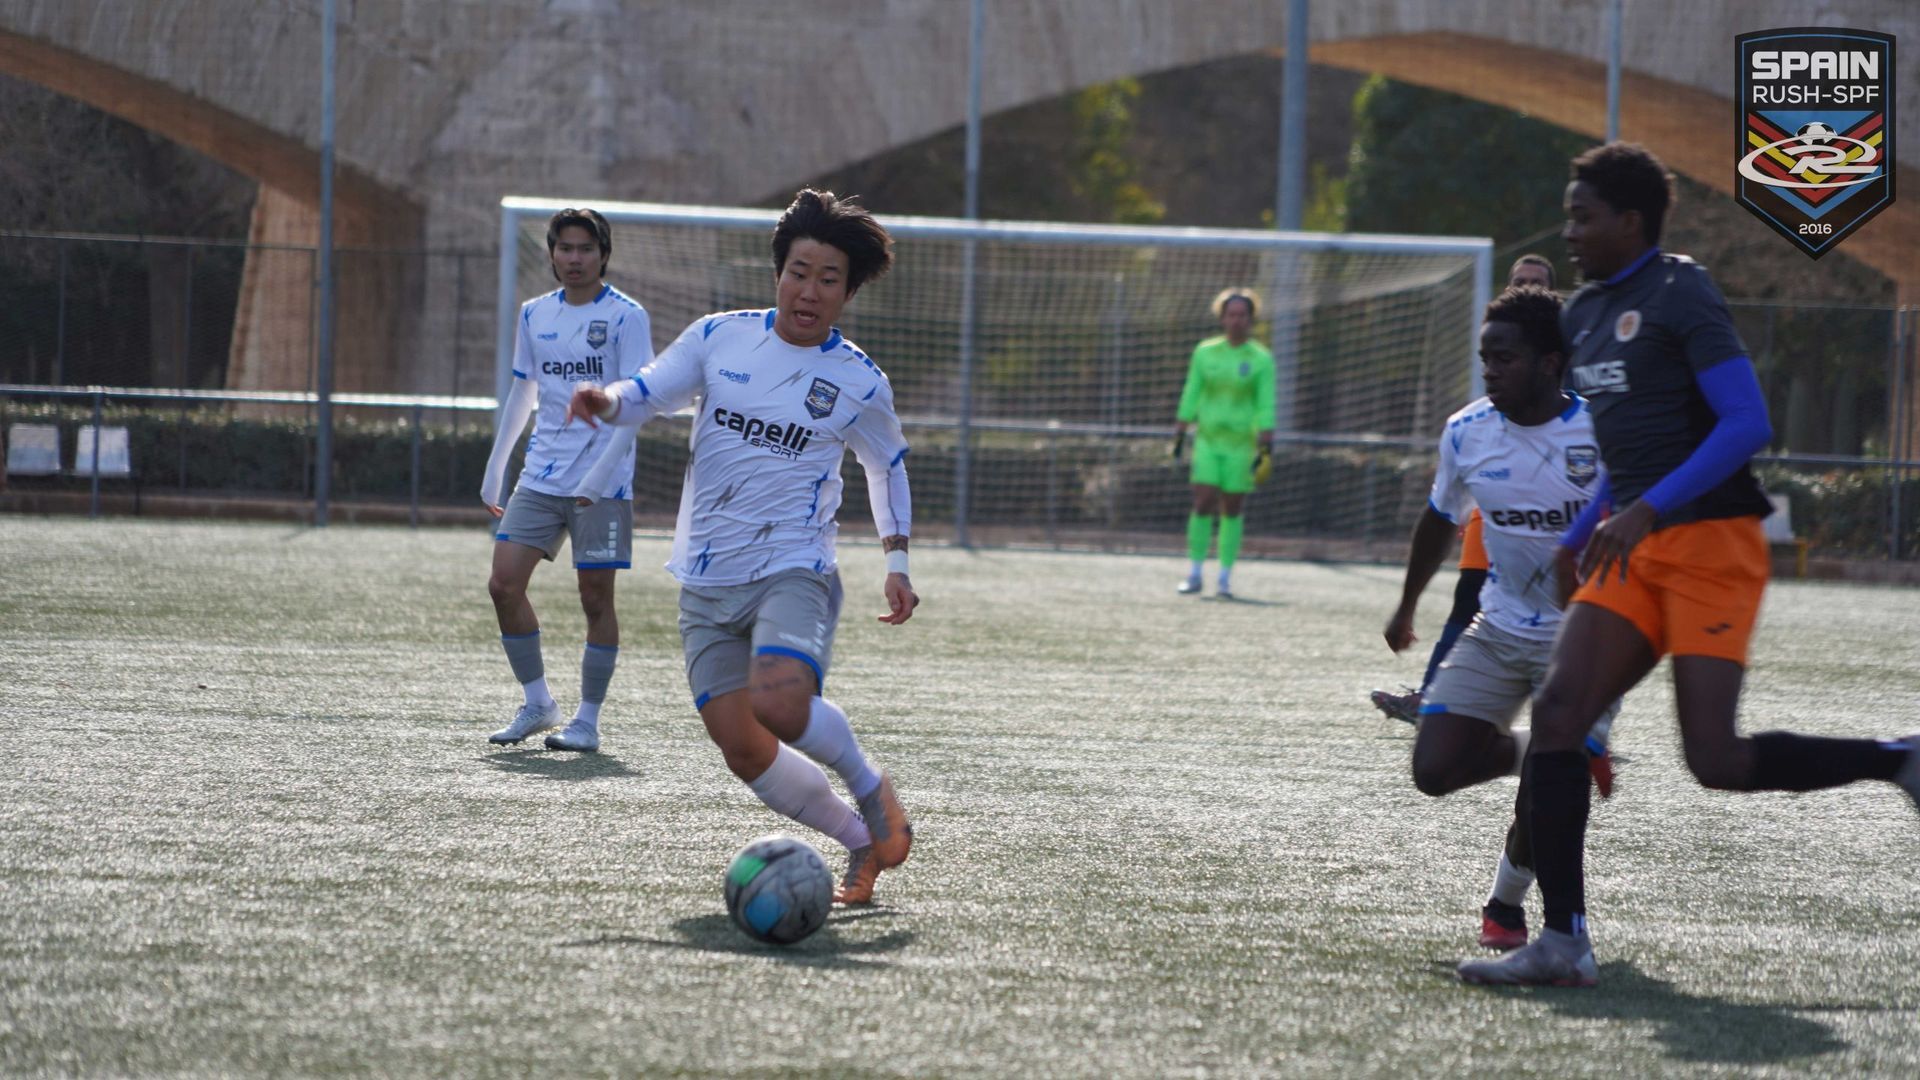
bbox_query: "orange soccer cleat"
[857,772,914,869]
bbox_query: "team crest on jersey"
[1565,445,1599,487]
[586,320,608,349]
[1613,310,1641,343]
[804,377,840,419]
[1735,28,1895,259]
[1238,362,1251,376]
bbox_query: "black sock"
[1749,732,1907,790]
[1505,773,1533,871]
[1527,750,1591,936]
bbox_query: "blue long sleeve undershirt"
[1640,356,1773,515]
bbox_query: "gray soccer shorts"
[1421,616,1621,737]
[679,567,844,709]
[495,487,632,569]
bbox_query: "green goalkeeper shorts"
[1188,437,1258,494]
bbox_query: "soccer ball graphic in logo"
[1795,121,1837,146]
[724,835,833,945]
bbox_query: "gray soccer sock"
[580,643,619,705]
[501,631,545,685]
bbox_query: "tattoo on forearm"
[882,535,909,553]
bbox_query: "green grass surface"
[2,517,1917,1077]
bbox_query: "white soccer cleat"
[544,718,601,753]
[1457,928,1598,987]
[489,700,561,745]
[1895,731,1920,815]
[1177,575,1203,595]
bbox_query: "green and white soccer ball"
[723,835,833,945]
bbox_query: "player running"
[1384,284,1616,952]
[1371,254,1560,725]
[1459,143,1920,988]
[1172,288,1275,600]
[566,190,916,904]
[481,207,651,753]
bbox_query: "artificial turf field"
[2,516,1917,1077]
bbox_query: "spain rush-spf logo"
[1736,28,1895,259]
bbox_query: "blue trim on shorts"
[1418,702,1449,715]
[755,645,824,689]
[495,533,512,541]
[574,561,630,570]
[694,692,711,709]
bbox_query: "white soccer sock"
[1487,853,1535,907]
[789,697,882,801]
[1217,568,1232,589]
[1507,727,1532,776]
[1188,560,1205,581]
[573,700,601,727]
[523,676,554,709]
[746,743,872,851]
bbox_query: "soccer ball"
[723,835,833,945]
[1796,121,1837,146]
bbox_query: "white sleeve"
[1426,424,1468,524]
[572,317,707,500]
[599,316,707,429]
[843,372,912,539]
[616,305,654,379]
[481,318,541,507]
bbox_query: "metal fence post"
[54,240,68,386]
[1104,273,1125,529]
[410,402,423,528]
[88,390,103,519]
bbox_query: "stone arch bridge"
[1,0,1914,398]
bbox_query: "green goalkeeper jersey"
[1176,336,1276,447]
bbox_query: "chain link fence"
[1,232,1916,559]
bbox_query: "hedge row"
[4,401,1914,557]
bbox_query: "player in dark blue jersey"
[1459,143,1920,988]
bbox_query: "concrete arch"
[0,26,420,393]
[1,1,1914,403]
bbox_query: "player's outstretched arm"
[1387,505,1458,653]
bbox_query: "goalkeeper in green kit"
[1172,288,1276,599]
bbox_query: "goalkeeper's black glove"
[1171,431,1186,460]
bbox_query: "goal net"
[498,198,1491,552]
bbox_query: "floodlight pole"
[953,0,984,548]
[314,0,338,526]
[1606,0,1622,142]
[1271,0,1309,435]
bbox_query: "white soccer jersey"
[1428,395,1604,642]
[578,309,912,587]
[511,284,653,500]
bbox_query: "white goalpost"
[497,196,1492,550]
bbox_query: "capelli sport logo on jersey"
[1486,500,1591,533]
[1736,28,1895,259]
[712,407,815,458]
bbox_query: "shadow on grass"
[1442,958,1854,1065]
[1200,595,1284,607]
[479,750,641,780]
[559,911,915,969]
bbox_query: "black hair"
[1210,287,1259,319]
[1569,142,1675,245]
[546,208,612,281]
[1508,253,1556,289]
[771,189,894,294]
[1484,285,1565,363]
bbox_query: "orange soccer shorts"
[1457,509,1489,571]
[1570,515,1769,663]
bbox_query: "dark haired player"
[1384,285,1617,952]
[1370,255,1590,730]
[567,190,916,904]
[1460,144,1920,987]
[481,208,651,753]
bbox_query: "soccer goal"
[497,197,1492,551]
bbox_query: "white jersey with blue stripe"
[579,309,912,588]
[1428,395,1604,642]
[512,284,653,500]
